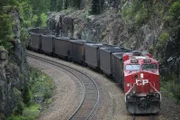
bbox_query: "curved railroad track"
[28,51,100,120]
[132,114,157,120]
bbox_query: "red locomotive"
[123,51,161,114]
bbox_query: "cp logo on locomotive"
[136,79,149,86]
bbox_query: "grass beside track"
[7,67,55,120]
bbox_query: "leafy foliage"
[161,73,180,104]
[7,67,54,119]
[90,0,101,14]
[30,0,50,15]
[89,0,105,15]
[40,13,48,27]
[7,115,25,120]
[22,104,40,120]
[0,10,13,51]
[158,32,170,44]
[122,1,149,25]
[20,28,29,42]
[169,1,180,20]
[29,67,54,102]
[134,7,148,25]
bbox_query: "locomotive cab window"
[142,63,157,70]
[126,64,140,71]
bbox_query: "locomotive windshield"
[142,63,157,70]
[126,64,140,71]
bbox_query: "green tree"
[56,0,63,11]
[30,0,50,14]
[90,0,101,14]
[169,1,180,20]
[72,0,81,9]
[50,0,56,11]
[0,1,13,50]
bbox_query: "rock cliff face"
[0,8,29,119]
[47,0,180,81]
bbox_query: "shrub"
[20,28,29,42]
[7,67,54,119]
[161,72,180,103]
[31,15,38,27]
[40,13,47,27]
[122,4,136,24]
[7,115,24,120]
[169,1,180,19]
[22,104,40,120]
[134,7,148,25]
[13,102,25,115]
[23,86,33,105]
[158,32,170,44]
[0,13,13,51]
[122,1,149,25]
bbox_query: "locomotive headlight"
[132,90,136,94]
[126,94,136,102]
[126,94,132,100]
[140,73,144,78]
[127,95,131,99]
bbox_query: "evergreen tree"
[73,0,81,9]
[64,0,68,9]
[56,0,63,11]
[50,0,56,11]
[0,1,13,50]
[90,0,101,14]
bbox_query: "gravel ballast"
[28,57,82,120]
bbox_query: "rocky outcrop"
[0,8,29,119]
[47,12,74,37]
[161,28,180,80]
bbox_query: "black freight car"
[54,37,75,59]
[85,43,104,69]
[69,40,88,64]
[29,32,42,51]
[99,46,129,76]
[28,28,39,33]
[41,35,55,54]
[28,28,46,34]
[38,28,47,34]
[111,52,125,87]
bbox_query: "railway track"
[28,51,100,120]
[132,114,156,120]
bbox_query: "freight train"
[27,28,161,114]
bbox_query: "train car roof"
[41,34,55,37]
[85,43,104,48]
[100,46,129,53]
[112,52,126,59]
[69,40,88,44]
[29,32,41,35]
[54,36,71,40]
[99,45,115,49]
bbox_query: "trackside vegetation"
[7,67,55,120]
